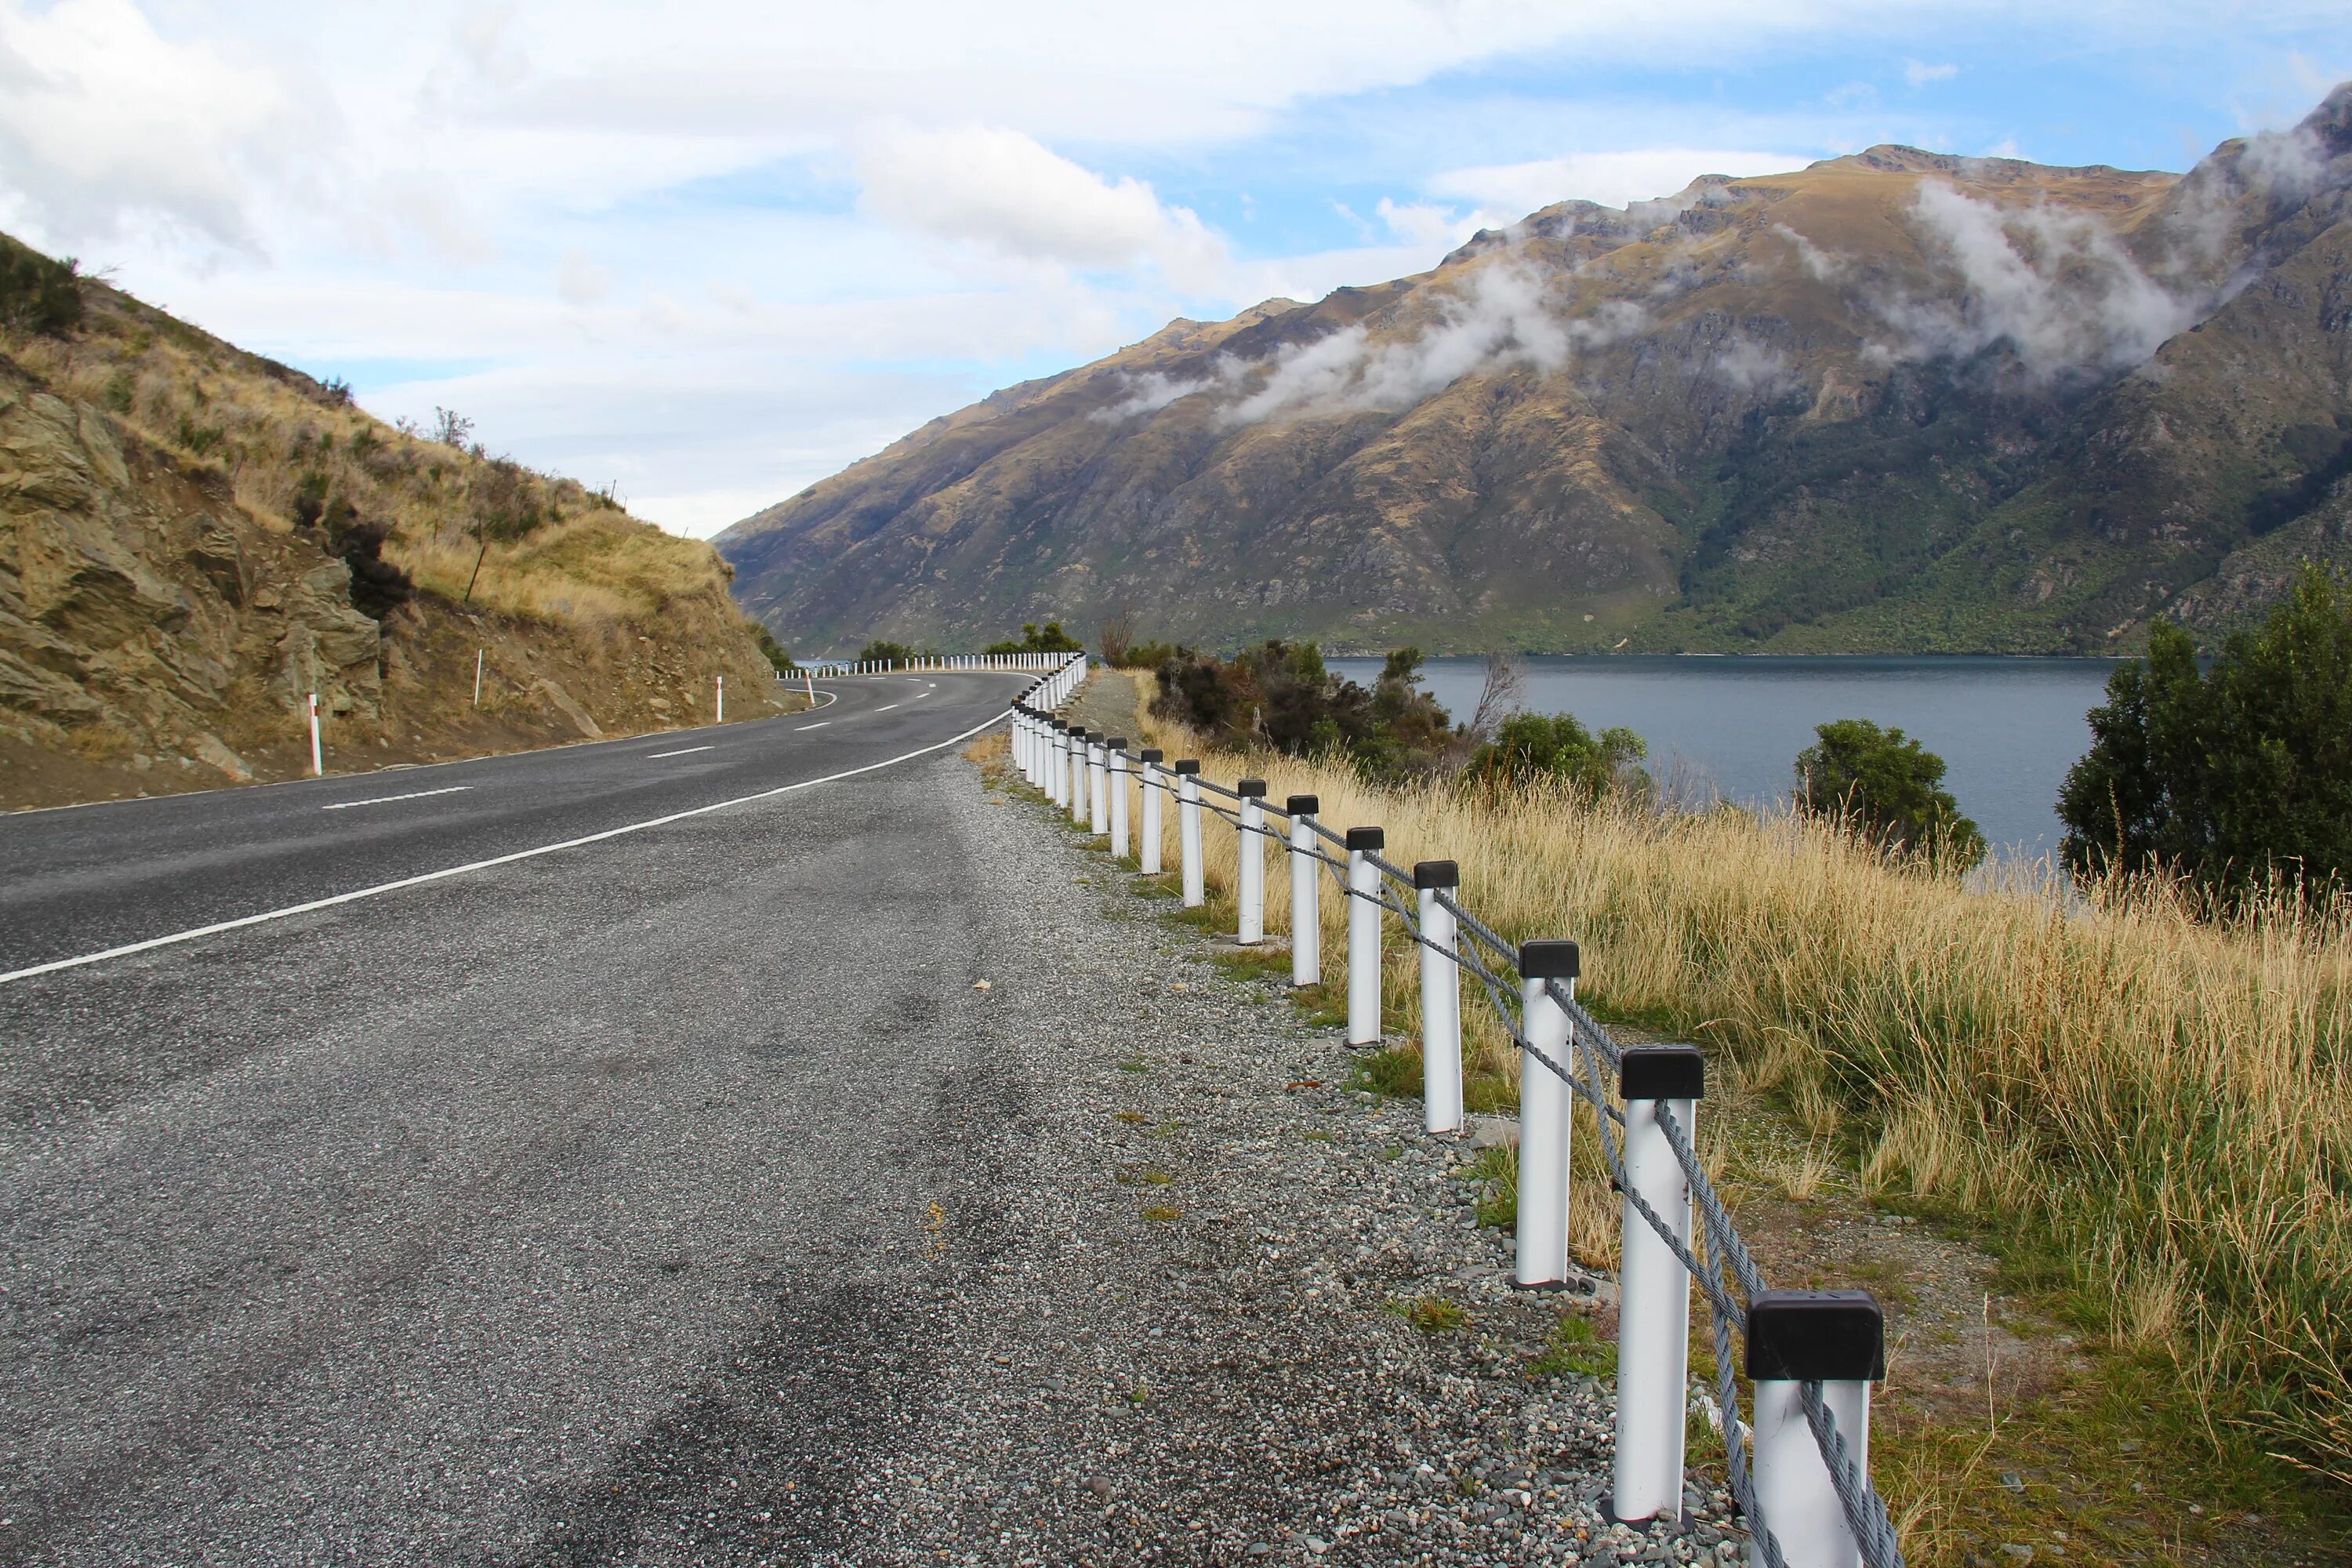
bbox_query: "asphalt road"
[0,671,1016,978]
[0,673,1032,1564]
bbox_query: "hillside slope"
[720,84,2352,655]
[2,237,790,811]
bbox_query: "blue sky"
[1,0,2345,535]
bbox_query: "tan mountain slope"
[720,85,2352,655]
[2,236,791,811]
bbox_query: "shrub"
[1148,640,1455,779]
[322,505,413,620]
[1468,711,1650,799]
[0,239,83,336]
[984,621,1083,655]
[749,622,795,673]
[1797,717,1985,866]
[2059,564,2352,899]
[858,639,918,664]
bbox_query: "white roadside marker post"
[1175,760,1204,908]
[1138,750,1166,874]
[307,691,324,778]
[1088,734,1109,837]
[1414,860,1464,1135]
[1108,739,1131,859]
[1515,939,1580,1290]
[1235,779,1268,944]
[717,674,725,724]
[1344,826,1385,1047]
[473,649,484,706]
[1610,1044,1703,1526]
[1747,1290,1885,1568]
[1287,794,1320,987]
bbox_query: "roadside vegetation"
[1067,598,2352,1560]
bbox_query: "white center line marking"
[2,710,1014,987]
[874,703,899,711]
[793,720,831,730]
[321,786,473,811]
[645,746,714,759]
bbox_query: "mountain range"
[718,84,2352,656]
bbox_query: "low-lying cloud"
[1870,181,2205,379]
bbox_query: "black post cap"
[1744,1290,1886,1382]
[1345,826,1384,851]
[1619,1044,1704,1102]
[1286,793,1319,816]
[1174,759,1201,775]
[1140,749,1164,764]
[1237,778,1268,798]
[1518,939,1581,979]
[1107,736,1128,750]
[1412,858,1459,890]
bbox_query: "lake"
[1327,655,2125,857]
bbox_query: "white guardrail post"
[1088,734,1109,837]
[1344,826,1384,1046]
[1236,779,1267,945]
[1611,1044,1702,1526]
[1515,940,1579,1289]
[1414,860,1463,1135]
[1287,794,1319,986]
[1069,729,1091,827]
[1052,723,1071,808]
[1175,760,1204,907]
[1108,739,1131,858]
[1747,1291,1886,1568]
[1139,750,1165,874]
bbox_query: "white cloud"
[1872,181,2208,378]
[1374,197,1471,248]
[0,0,293,252]
[558,251,615,305]
[1223,261,1576,424]
[1903,59,1959,87]
[1427,148,1805,216]
[855,124,1228,289]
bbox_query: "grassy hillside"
[1,232,797,809]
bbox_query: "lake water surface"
[1327,655,2123,856]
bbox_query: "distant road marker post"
[308,693,323,778]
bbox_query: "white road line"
[874,703,899,712]
[644,746,714,759]
[793,720,831,731]
[0,709,1013,988]
[321,786,473,812]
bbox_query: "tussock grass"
[1117,686,2352,1496]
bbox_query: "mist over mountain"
[719,85,2352,655]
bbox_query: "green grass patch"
[1468,1143,1518,1229]
[1385,1295,1468,1333]
[1139,1203,1181,1222]
[1350,1044,1425,1099]
[1529,1312,1617,1378]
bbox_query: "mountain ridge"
[720,84,2352,655]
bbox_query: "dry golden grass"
[9,292,735,636]
[1113,682,2352,1486]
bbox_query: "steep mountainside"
[2,235,789,811]
[720,85,2352,655]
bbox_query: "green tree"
[1469,712,1650,798]
[2058,565,2352,898]
[858,639,917,664]
[1798,718,1985,866]
[1145,641,1456,779]
[984,621,1083,655]
[748,622,796,674]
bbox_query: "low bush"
[1468,711,1650,800]
[1797,717,1984,866]
[984,621,1083,655]
[0,238,82,336]
[1149,641,1455,779]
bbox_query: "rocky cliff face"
[2,248,786,811]
[720,85,2352,655]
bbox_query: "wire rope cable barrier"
[996,680,1903,1568]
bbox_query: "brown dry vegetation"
[1087,675,2352,1562]
[2,262,797,808]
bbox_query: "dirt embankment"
[2,285,796,813]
